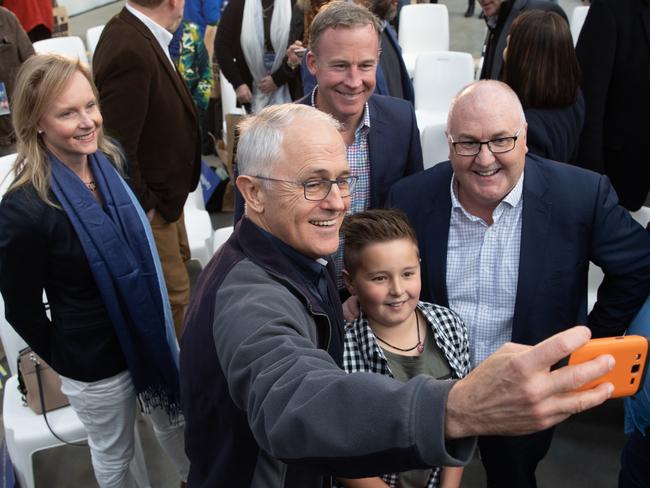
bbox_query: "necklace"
[84,180,97,192]
[374,312,424,353]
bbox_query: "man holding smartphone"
[180,103,616,488]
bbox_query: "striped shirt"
[446,173,524,367]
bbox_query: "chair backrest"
[213,226,234,253]
[421,123,449,170]
[33,36,90,66]
[413,51,474,112]
[631,206,650,229]
[86,25,105,60]
[398,4,450,54]
[571,6,589,46]
[219,75,246,137]
[0,153,17,199]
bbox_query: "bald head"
[445,80,528,224]
[447,80,525,137]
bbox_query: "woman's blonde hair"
[7,53,124,206]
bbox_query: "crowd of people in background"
[1,0,650,487]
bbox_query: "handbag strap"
[34,361,86,447]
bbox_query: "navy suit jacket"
[387,155,650,346]
[233,94,423,222]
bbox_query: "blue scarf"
[49,151,180,417]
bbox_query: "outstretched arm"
[445,326,613,439]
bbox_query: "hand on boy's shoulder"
[342,295,361,322]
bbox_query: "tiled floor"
[3,1,628,487]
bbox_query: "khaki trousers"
[150,211,191,339]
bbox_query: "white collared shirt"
[125,2,176,69]
[446,173,524,367]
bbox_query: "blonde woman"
[0,54,189,488]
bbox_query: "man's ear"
[445,129,452,161]
[342,269,356,296]
[236,175,266,214]
[522,121,529,154]
[306,50,318,76]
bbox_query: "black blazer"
[93,8,201,222]
[524,90,585,164]
[0,185,127,381]
[576,0,650,211]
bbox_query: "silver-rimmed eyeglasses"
[449,125,524,156]
[252,175,358,201]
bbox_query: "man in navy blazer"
[387,80,650,487]
[302,2,422,207]
[234,2,422,225]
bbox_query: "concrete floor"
[5,1,627,487]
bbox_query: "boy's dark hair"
[342,208,418,276]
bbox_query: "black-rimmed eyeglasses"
[252,175,358,201]
[449,125,524,156]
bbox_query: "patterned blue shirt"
[446,173,524,367]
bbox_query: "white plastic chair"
[184,187,216,269]
[33,36,90,66]
[413,51,474,136]
[420,122,449,170]
[0,152,16,199]
[219,75,246,140]
[631,206,650,229]
[587,206,650,313]
[0,292,150,488]
[571,6,590,46]
[398,4,450,78]
[85,25,105,60]
[213,226,234,254]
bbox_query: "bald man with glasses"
[387,80,650,487]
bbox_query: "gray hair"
[237,104,341,179]
[308,1,382,54]
[447,80,526,133]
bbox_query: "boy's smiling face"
[344,238,421,329]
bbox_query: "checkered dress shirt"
[341,301,471,488]
[310,87,371,286]
[446,174,524,367]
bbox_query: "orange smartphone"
[565,335,649,398]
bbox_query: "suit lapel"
[120,9,197,118]
[415,166,453,306]
[512,158,551,338]
[426,191,452,307]
[367,97,388,208]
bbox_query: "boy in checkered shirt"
[339,209,470,488]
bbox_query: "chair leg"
[11,450,35,488]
